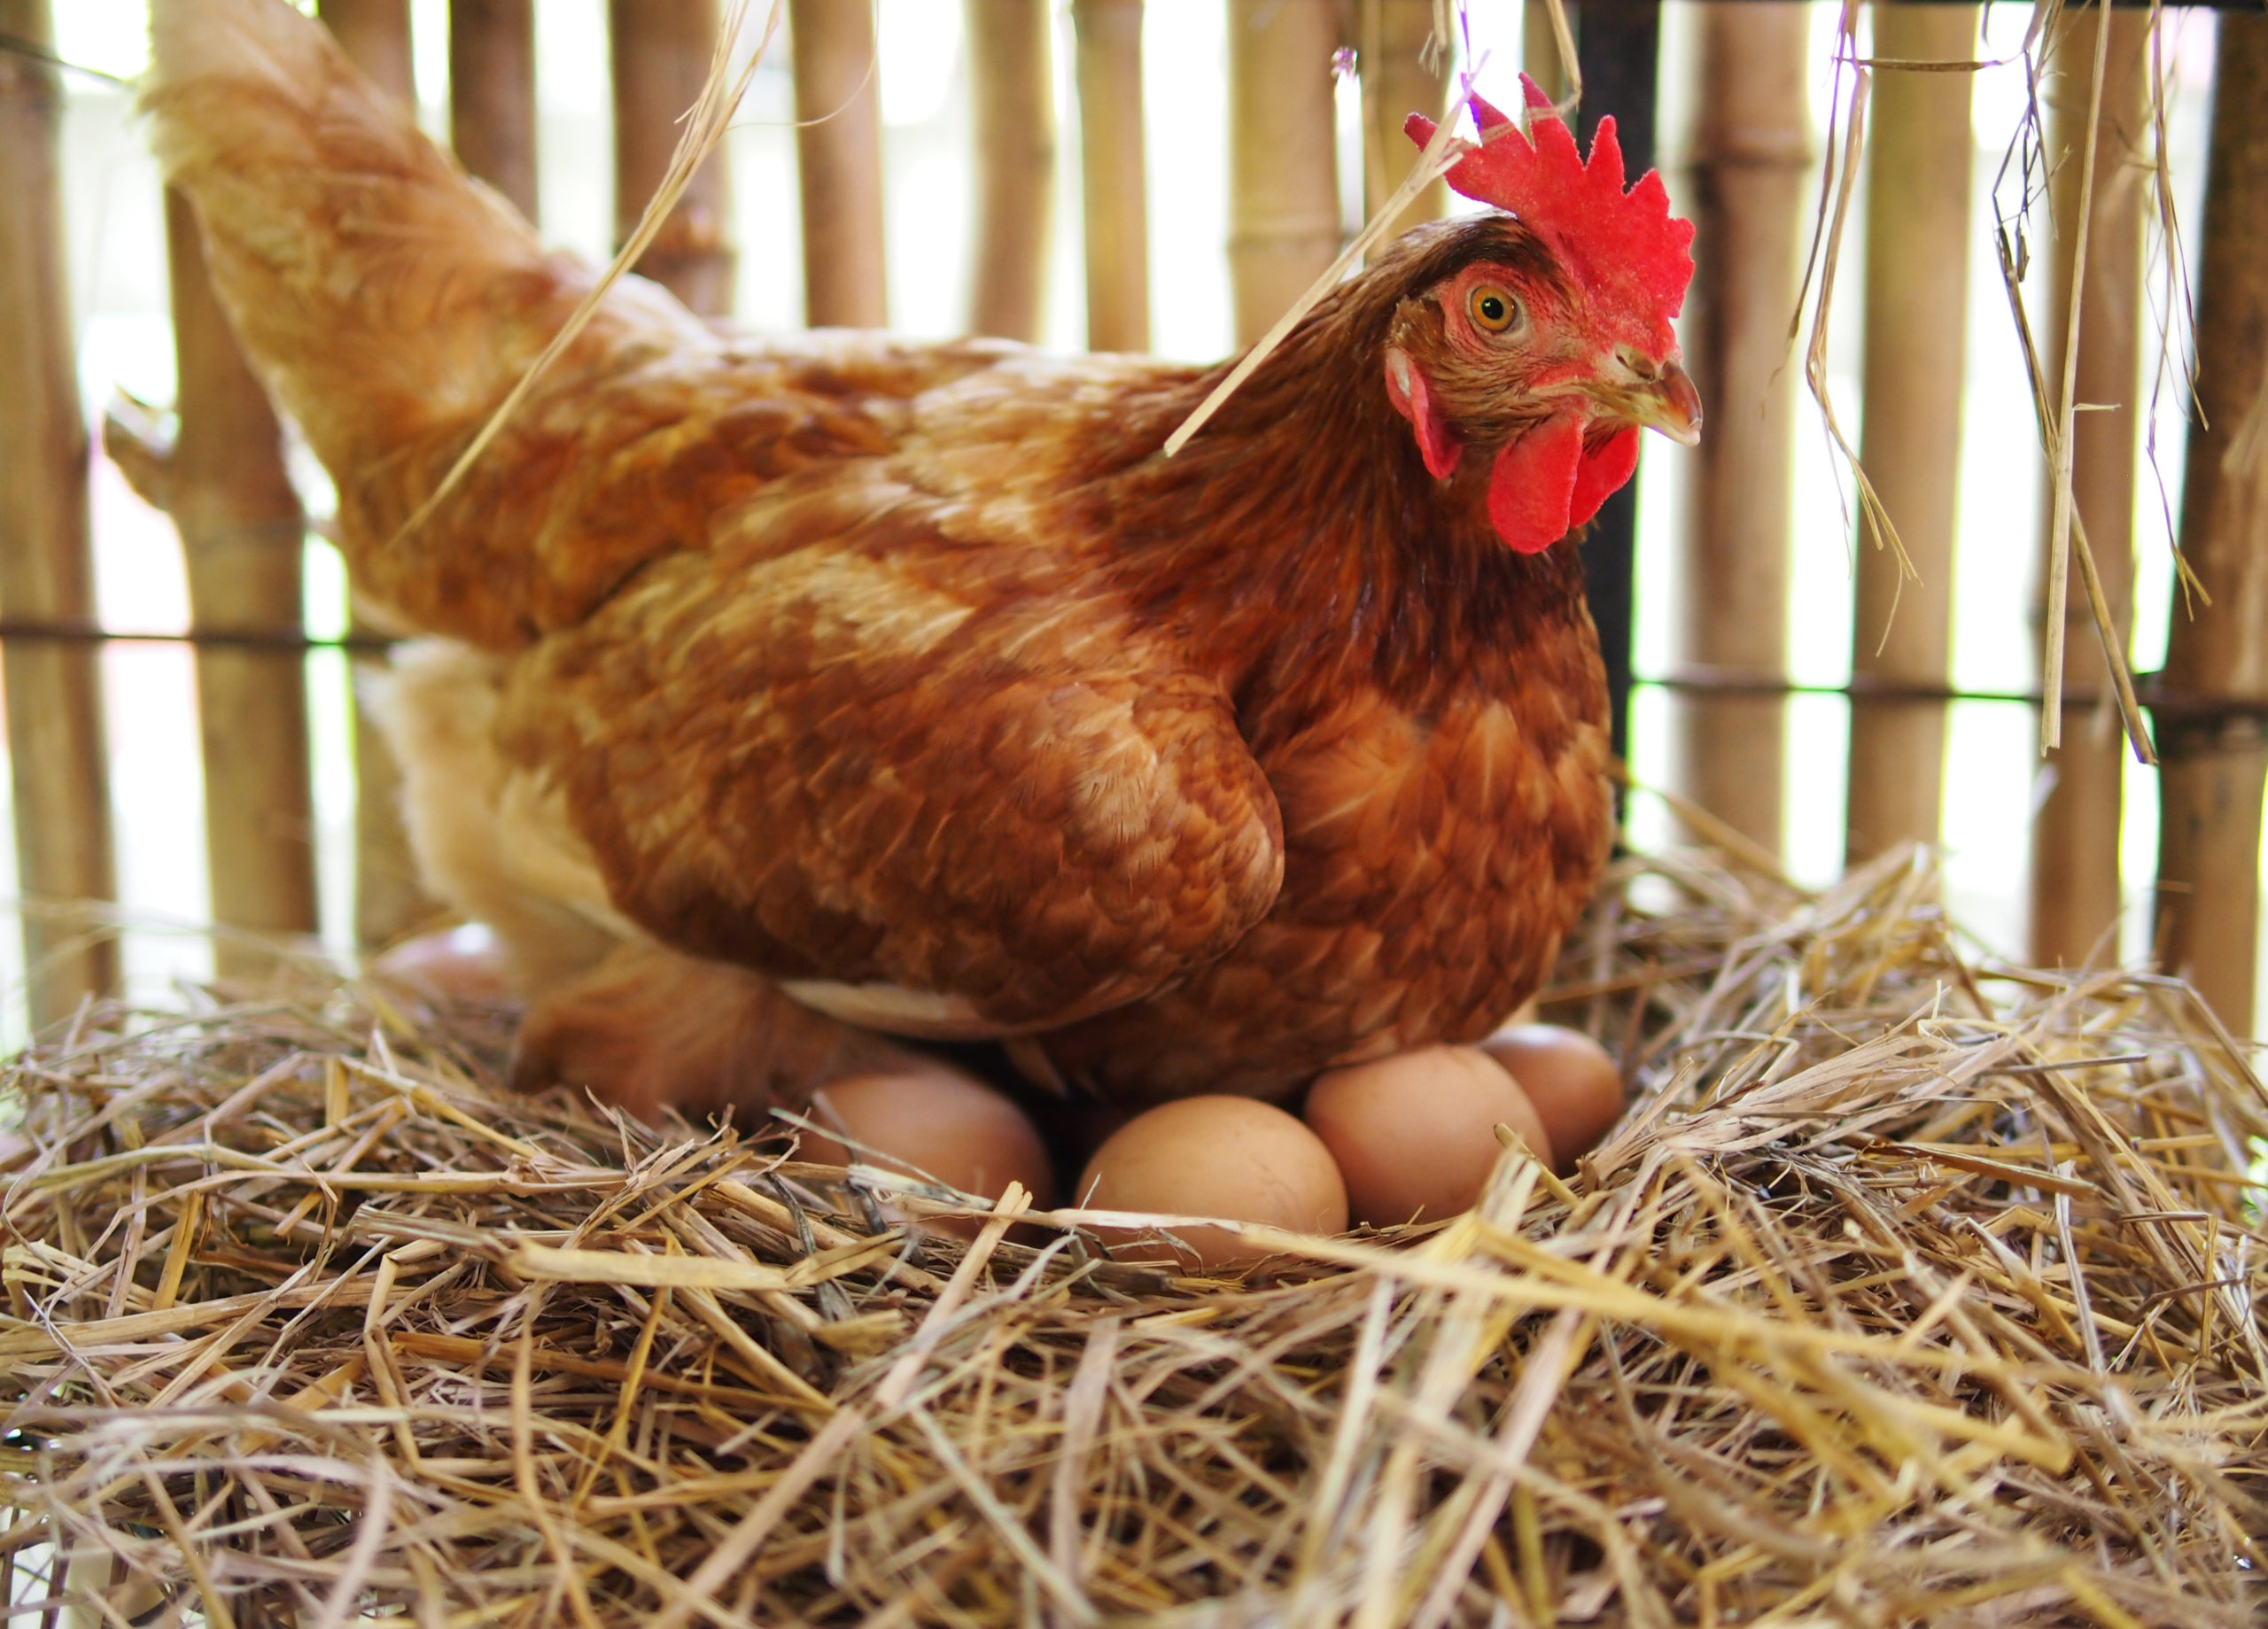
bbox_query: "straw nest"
[2,845,2263,1628]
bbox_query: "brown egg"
[800,1072,1055,1222]
[1076,1097,1348,1271]
[371,923,515,1005]
[1481,1025,1625,1174]
[1304,1045,1551,1228]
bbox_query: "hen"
[143,0,1699,1116]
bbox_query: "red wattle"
[1487,419,1645,552]
[1569,427,1640,528]
[1486,415,1582,554]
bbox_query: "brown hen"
[144,0,1699,1112]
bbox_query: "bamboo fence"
[312,0,412,109]
[789,0,888,328]
[611,0,735,317]
[1673,0,1812,858]
[1225,0,1340,346]
[1844,1,1977,865]
[2029,5,2151,974]
[2155,8,2268,1034]
[450,0,540,222]
[0,0,117,1028]
[1522,0,1573,104]
[1070,0,1148,353]
[966,0,1055,343]
[319,0,436,957]
[162,189,321,981]
[1359,0,1450,256]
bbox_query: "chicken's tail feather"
[144,0,697,559]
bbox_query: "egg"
[1480,1025,1625,1174]
[798,1071,1055,1229]
[1304,1045,1552,1228]
[1076,1096,1348,1271]
[370,922,515,1005]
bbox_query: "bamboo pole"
[165,191,321,976]
[1522,0,1572,103]
[1226,0,1342,346]
[1672,1,1811,859]
[317,0,415,105]
[0,0,119,1027]
[967,0,1055,341]
[1844,2,1979,865]
[1070,0,1148,353]
[2155,10,2268,1034]
[322,0,434,950]
[451,0,540,222]
[2031,4,2149,966]
[789,0,889,328]
[1359,0,1450,257]
[611,0,737,317]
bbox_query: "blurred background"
[0,0,2234,1047]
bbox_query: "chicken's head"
[1389,79,1699,555]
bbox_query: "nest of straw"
[1,845,2263,1627]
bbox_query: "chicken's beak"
[1630,360,1703,446]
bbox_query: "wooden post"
[166,191,321,976]
[322,0,435,950]
[316,0,415,105]
[1226,0,1342,346]
[0,0,119,1027]
[1359,0,1450,256]
[2155,10,2268,1033]
[1845,2,1978,864]
[2031,4,2149,966]
[789,0,889,328]
[967,0,1055,342]
[1071,0,1149,353]
[451,0,540,221]
[611,0,737,317]
[1672,1,1810,858]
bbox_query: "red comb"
[1406,75,1695,357]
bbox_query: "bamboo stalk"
[2031,4,2149,967]
[1360,0,1450,258]
[322,0,435,950]
[317,0,416,105]
[2154,11,2268,1034]
[451,0,540,222]
[789,0,888,328]
[165,190,320,976]
[1673,1,1812,860]
[612,0,737,317]
[1522,0,1574,104]
[1844,3,1979,865]
[1226,0,1341,347]
[1070,0,1148,353]
[0,0,118,1028]
[966,0,1054,342]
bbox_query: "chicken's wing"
[497,501,1286,1037]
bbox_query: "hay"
[2,845,2264,1627]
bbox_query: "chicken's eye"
[1469,285,1521,335]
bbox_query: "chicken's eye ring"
[1468,284,1521,335]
